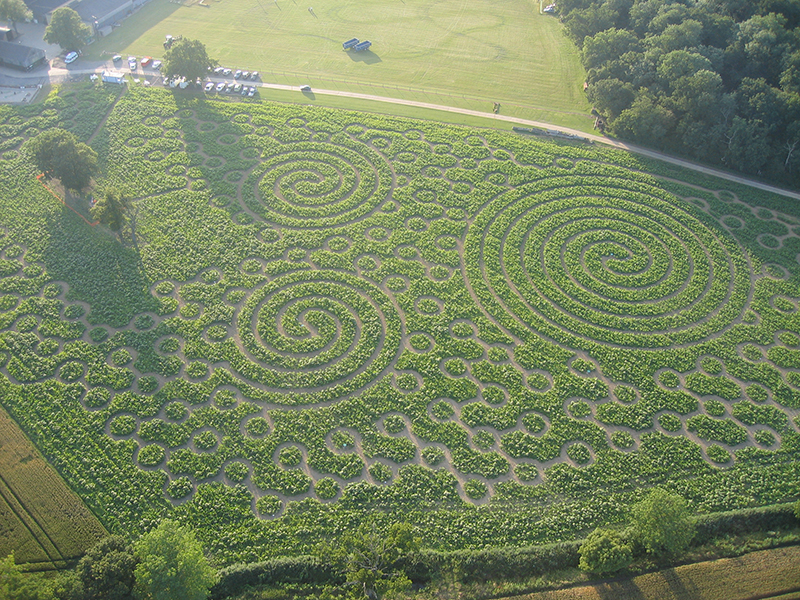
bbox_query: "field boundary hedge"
[209,502,799,598]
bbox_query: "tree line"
[0,490,704,600]
[558,0,800,184]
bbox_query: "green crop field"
[1,84,800,566]
[84,0,591,130]
[0,405,106,568]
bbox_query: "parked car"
[233,83,242,93]
[222,68,232,76]
[141,56,152,67]
[214,66,224,75]
[204,81,214,92]
[112,54,122,62]
[225,82,235,93]
[250,71,259,80]
[242,71,249,79]
[234,70,242,79]
[240,85,248,95]
[215,82,226,92]
[248,86,256,97]
[152,60,162,69]
[65,51,79,64]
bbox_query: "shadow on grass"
[347,50,381,64]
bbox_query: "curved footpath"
[10,61,800,202]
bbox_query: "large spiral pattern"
[465,176,751,349]
[234,271,401,398]
[249,140,392,228]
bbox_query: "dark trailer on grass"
[342,37,359,49]
[353,40,371,52]
[0,41,47,71]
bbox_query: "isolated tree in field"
[630,488,695,555]
[25,128,97,191]
[91,189,131,241]
[319,521,419,600]
[133,520,216,600]
[162,38,215,83]
[578,528,632,574]
[0,0,32,33]
[44,7,92,51]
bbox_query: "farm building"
[37,0,154,36]
[0,41,47,70]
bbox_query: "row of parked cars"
[112,55,162,71]
[205,81,258,97]
[211,67,260,81]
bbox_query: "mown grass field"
[2,84,800,566]
[0,405,106,568]
[83,0,591,130]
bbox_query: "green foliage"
[44,7,91,50]
[162,39,216,83]
[73,536,137,600]
[25,128,97,191]
[611,431,634,449]
[0,0,31,24]
[2,85,800,568]
[256,495,282,516]
[318,521,419,600]
[133,520,217,600]
[631,489,695,555]
[138,445,165,467]
[421,447,445,466]
[578,528,632,574]
[315,477,339,499]
[91,189,130,239]
[369,463,392,482]
[1,552,54,599]
[464,479,488,499]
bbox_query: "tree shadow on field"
[39,206,158,328]
[591,567,700,600]
[347,50,381,64]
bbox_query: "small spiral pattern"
[235,271,400,398]
[250,140,392,228]
[465,176,751,349]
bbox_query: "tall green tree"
[0,553,50,600]
[133,520,216,600]
[578,528,633,574]
[630,488,695,555]
[0,0,32,33]
[162,39,215,83]
[44,7,91,51]
[91,189,131,241]
[75,536,137,600]
[25,128,97,192]
[319,521,419,600]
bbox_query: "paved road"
[3,56,800,202]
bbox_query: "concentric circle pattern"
[465,175,751,348]
[250,140,392,227]
[235,271,401,396]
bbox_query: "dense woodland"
[558,0,800,185]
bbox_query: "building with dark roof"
[0,40,47,70]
